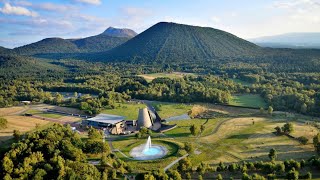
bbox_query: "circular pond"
[130,144,168,160]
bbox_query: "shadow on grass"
[227,133,255,139]
[165,133,190,137]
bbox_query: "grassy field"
[102,102,147,120]
[138,72,197,82]
[229,94,267,108]
[0,106,27,116]
[164,118,224,137]
[0,115,52,142]
[151,102,193,119]
[25,109,64,119]
[194,117,317,165]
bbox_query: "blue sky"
[0,0,319,48]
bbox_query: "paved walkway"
[112,149,134,159]
[163,153,189,171]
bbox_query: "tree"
[242,173,251,180]
[88,127,103,139]
[13,129,21,141]
[282,122,294,134]
[286,168,299,180]
[305,172,312,180]
[200,124,205,133]
[268,106,273,115]
[135,132,142,139]
[198,175,203,180]
[101,169,108,180]
[268,148,277,161]
[144,174,156,180]
[300,103,307,113]
[313,133,320,154]
[298,136,308,145]
[112,169,117,179]
[274,126,282,135]
[189,124,200,136]
[0,117,8,129]
[216,174,223,180]
[186,172,191,180]
[260,107,264,114]
[74,92,78,98]
[178,157,192,172]
[170,170,182,180]
[2,156,14,174]
[184,142,194,154]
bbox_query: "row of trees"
[171,156,313,180]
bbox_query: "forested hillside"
[13,38,80,55]
[70,34,131,53]
[12,27,136,56]
[91,22,262,62]
[0,54,66,79]
[0,46,10,54]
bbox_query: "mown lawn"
[229,94,267,108]
[101,102,147,120]
[164,118,224,137]
[25,109,63,119]
[151,102,193,119]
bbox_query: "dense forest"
[0,55,319,116]
[0,124,133,179]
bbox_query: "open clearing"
[0,106,28,116]
[193,117,318,165]
[102,102,147,120]
[151,102,193,119]
[0,104,83,145]
[138,72,197,82]
[0,115,52,142]
[229,94,267,108]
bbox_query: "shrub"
[298,136,308,145]
[0,117,8,129]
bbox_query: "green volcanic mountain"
[0,46,10,54]
[0,54,65,78]
[12,27,137,56]
[101,27,137,38]
[93,22,262,62]
[13,38,80,55]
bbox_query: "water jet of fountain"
[143,136,152,152]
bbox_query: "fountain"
[130,136,168,160]
[144,136,152,151]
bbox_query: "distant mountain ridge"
[101,27,137,38]
[91,22,262,62]
[0,46,10,54]
[250,32,320,49]
[12,27,137,55]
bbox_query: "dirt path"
[163,153,189,172]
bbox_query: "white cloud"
[273,0,320,9]
[115,7,153,31]
[0,3,38,17]
[14,0,33,7]
[74,0,102,5]
[33,3,72,12]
